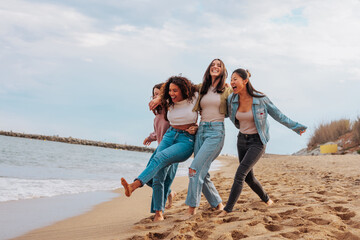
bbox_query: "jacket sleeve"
[264,96,307,134]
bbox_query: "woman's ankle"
[154,211,164,222]
[216,202,224,210]
[187,206,197,215]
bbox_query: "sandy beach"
[13,154,360,240]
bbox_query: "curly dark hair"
[161,76,198,121]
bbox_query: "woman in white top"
[121,76,198,222]
[149,59,232,216]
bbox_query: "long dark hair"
[232,68,264,98]
[152,83,164,115]
[200,58,228,95]
[161,76,198,121]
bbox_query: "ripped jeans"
[185,122,224,208]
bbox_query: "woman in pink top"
[143,83,178,211]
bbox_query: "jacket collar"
[230,93,261,105]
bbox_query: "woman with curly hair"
[121,75,199,221]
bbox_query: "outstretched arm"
[264,96,307,135]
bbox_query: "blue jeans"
[185,122,224,208]
[146,149,179,213]
[137,127,194,212]
[223,132,269,212]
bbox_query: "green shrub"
[308,119,351,149]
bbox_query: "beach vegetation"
[352,117,360,144]
[308,119,351,149]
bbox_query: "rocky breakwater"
[0,131,155,153]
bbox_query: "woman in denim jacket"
[219,68,307,216]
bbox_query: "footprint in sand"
[337,212,356,221]
[278,209,298,219]
[248,220,262,226]
[280,231,301,239]
[231,230,248,239]
[309,217,331,225]
[133,224,160,230]
[265,224,283,232]
[145,231,171,239]
[222,216,240,223]
[332,206,356,221]
[194,229,212,239]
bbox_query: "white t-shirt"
[167,92,199,125]
[200,86,225,122]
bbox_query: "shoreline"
[12,155,360,240]
[0,131,155,153]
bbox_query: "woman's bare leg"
[266,198,274,206]
[166,191,176,209]
[154,210,164,222]
[216,202,224,210]
[187,206,197,215]
[121,178,142,197]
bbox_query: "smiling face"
[153,87,161,99]
[169,83,184,103]
[209,59,222,79]
[230,72,248,94]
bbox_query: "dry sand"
[14,154,360,240]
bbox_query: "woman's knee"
[188,168,197,178]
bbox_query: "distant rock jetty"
[0,131,155,153]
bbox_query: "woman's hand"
[149,96,161,110]
[299,129,306,136]
[186,125,198,135]
[143,137,153,146]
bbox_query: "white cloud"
[1,0,360,154]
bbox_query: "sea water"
[0,135,221,239]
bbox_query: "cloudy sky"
[1,0,360,155]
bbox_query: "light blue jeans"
[146,149,179,213]
[185,122,224,208]
[137,127,194,212]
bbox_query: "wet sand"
[14,155,360,240]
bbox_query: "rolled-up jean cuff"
[134,178,145,187]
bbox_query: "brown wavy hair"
[152,83,164,115]
[161,76,198,121]
[200,58,228,95]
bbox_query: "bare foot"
[187,206,197,215]
[216,202,224,211]
[266,199,274,206]
[154,211,164,222]
[218,210,228,217]
[166,192,176,209]
[121,178,132,197]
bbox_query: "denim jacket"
[227,93,307,145]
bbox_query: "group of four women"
[121,59,307,221]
